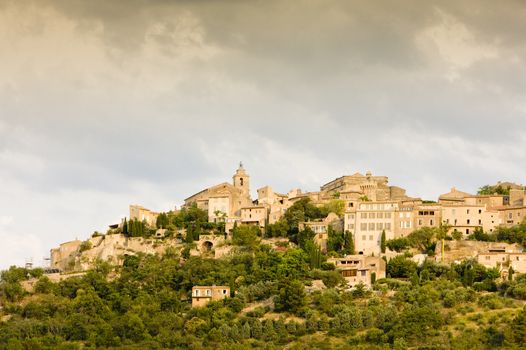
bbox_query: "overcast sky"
[1,0,525,269]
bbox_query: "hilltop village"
[49,164,526,289]
[4,164,526,349]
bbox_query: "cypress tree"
[380,230,386,254]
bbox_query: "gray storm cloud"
[0,0,525,268]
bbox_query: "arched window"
[240,178,244,186]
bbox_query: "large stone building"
[320,171,408,201]
[184,163,253,223]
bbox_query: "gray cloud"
[1,0,525,268]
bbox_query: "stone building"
[299,212,343,253]
[320,171,408,202]
[191,285,230,307]
[240,205,268,230]
[129,205,159,226]
[184,163,253,223]
[50,239,82,271]
[328,255,386,288]
[352,201,397,256]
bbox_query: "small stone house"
[191,285,230,307]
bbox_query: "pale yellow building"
[496,206,526,227]
[129,205,159,226]
[328,255,386,288]
[354,201,397,255]
[191,285,230,307]
[240,205,268,229]
[478,251,526,275]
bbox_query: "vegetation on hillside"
[2,235,526,349]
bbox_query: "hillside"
[2,240,526,349]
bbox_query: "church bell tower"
[233,162,250,197]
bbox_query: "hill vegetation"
[3,199,526,349]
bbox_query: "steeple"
[233,162,250,197]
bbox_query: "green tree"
[275,280,306,315]
[380,230,386,254]
[232,224,260,247]
[343,231,355,255]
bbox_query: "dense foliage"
[477,185,512,196]
[2,241,526,349]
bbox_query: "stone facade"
[129,205,159,226]
[328,255,386,288]
[184,163,252,222]
[192,285,230,307]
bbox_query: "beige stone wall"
[241,206,268,228]
[394,207,415,238]
[328,255,385,288]
[498,207,526,227]
[354,202,397,256]
[192,286,230,307]
[129,205,159,226]
[478,253,508,269]
[509,253,526,274]
[50,240,82,270]
[441,205,487,236]
[208,196,230,222]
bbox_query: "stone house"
[191,285,230,307]
[328,255,386,288]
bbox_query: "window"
[369,213,376,219]
[430,219,434,226]
[478,219,482,225]
[385,213,391,219]
[342,270,357,277]
[362,235,366,241]
[486,256,490,260]
[467,219,470,224]
[369,235,373,240]
[377,212,383,219]
[430,211,435,215]
[369,223,375,230]
[399,213,404,218]
[478,209,482,214]
[406,213,410,218]
[360,223,367,231]
[361,213,367,219]
[385,223,391,230]
[418,219,423,225]
[195,289,200,297]
[240,178,244,186]
[360,270,366,276]
[377,223,383,230]
[467,209,470,214]
[206,289,211,296]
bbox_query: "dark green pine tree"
[122,218,128,235]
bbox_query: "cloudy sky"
[1,0,525,269]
